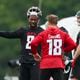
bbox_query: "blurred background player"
[31,14,77,80]
[58,11,80,80]
[60,27,72,80]
[0,6,43,80]
[71,31,80,80]
[58,10,80,42]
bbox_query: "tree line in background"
[0,0,79,79]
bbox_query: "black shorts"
[64,64,71,80]
[40,68,64,80]
[19,62,40,80]
[71,57,80,79]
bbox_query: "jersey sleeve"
[76,32,80,45]
[31,32,43,55]
[64,33,77,52]
[0,28,23,39]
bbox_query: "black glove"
[8,59,21,68]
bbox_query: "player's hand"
[64,59,75,68]
[33,53,41,62]
[71,59,76,69]
[64,59,70,65]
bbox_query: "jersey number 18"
[47,39,62,56]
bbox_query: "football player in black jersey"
[71,10,80,80]
[60,27,73,80]
[0,6,43,80]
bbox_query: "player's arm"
[31,33,43,61]
[64,33,77,52]
[0,28,23,38]
[73,32,80,60]
[73,44,80,60]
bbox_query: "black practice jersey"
[0,27,43,63]
[60,27,72,59]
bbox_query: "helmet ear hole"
[27,6,42,18]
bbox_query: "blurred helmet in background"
[76,10,80,26]
[76,10,80,17]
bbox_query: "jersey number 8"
[26,35,34,49]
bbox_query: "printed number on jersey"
[26,35,34,49]
[47,39,62,56]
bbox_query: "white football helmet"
[27,6,42,18]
